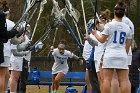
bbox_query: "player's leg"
[111,71,120,93]
[0,67,8,93]
[117,69,131,93]
[85,69,92,93]
[18,59,29,93]
[102,68,114,93]
[52,74,57,92]
[54,72,65,91]
[10,71,21,92]
[97,62,104,93]
[0,57,11,93]
[4,68,10,92]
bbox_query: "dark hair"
[114,1,125,18]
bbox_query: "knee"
[111,78,119,86]
[103,79,111,86]
[85,77,90,84]
[5,74,10,81]
[54,78,60,84]
[10,77,19,82]
[118,78,130,86]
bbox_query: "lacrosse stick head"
[52,8,67,27]
[65,0,80,22]
[41,0,47,5]
[86,18,95,34]
[72,8,80,22]
[14,21,27,31]
[86,18,101,34]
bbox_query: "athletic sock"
[54,90,58,93]
[10,92,16,93]
[4,91,7,93]
[51,90,54,93]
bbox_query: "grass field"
[26,85,83,93]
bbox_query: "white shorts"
[0,56,10,67]
[95,60,100,73]
[52,68,68,75]
[127,55,132,65]
[102,57,129,69]
[9,57,23,71]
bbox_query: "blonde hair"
[103,9,111,19]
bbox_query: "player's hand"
[92,29,96,35]
[79,59,83,65]
[50,46,54,50]
[16,29,25,38]
[84,34,90,40]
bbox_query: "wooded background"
[6,0,140,57]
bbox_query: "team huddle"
[0,0,137,93]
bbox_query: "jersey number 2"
[113,31,126,44]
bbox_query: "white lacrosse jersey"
[122,16,134,35]
[102,20,132,69]
[4,19,15,57]
[82,33,98,60]
[10,44,24,62]
[122,16,134,56]
[6,19,15,31]
[52,48,73,74]
[82,40,92,60]
[94,31,106,61]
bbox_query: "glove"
[35,42,43,49]
[30,42,43,51]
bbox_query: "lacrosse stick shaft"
[64,1,84,39]
[31,1,45,41]
[81,0,88,34]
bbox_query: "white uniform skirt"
[52,65,69,75]
[9,57,23,71]
[127,55,132,65]
[94,60,101,72]
[52,69,68,75]
[102,57,129,69]
[0,56,10,67]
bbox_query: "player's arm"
[48,46,56,57]
[92,29,108,43]
[72,53,83,65]
[125,39,132,54]
[126,28,133,54]
[11,49,30,56]
[84,34,98,47]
